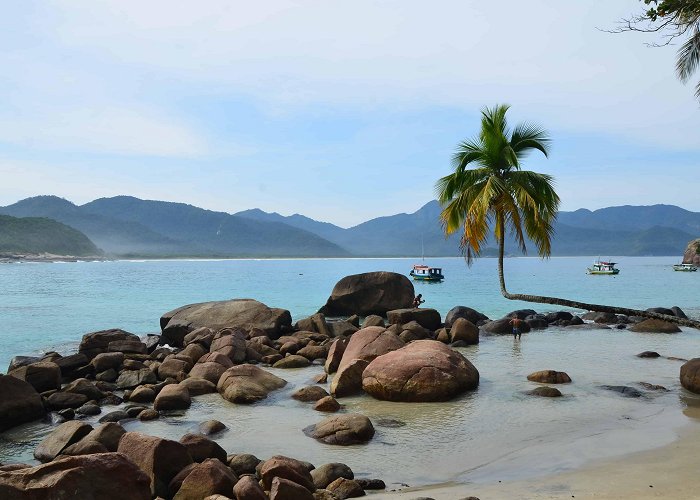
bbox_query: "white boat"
[409,264,444,282]
[587,260,620,275]
[673,263,698,272]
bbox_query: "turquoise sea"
[1,256,700,486]
[0,256,697,369]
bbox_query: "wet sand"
[370,407,700,499]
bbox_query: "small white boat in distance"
[673,263,698,272]
[409,264,445,282]
[587,260,620,275]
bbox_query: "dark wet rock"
[76,403,101,416]
[54,353,89,377]
[527,370,571,384]
[217,364,287,404]
[311,463,354,489]
[117,431,194,498]
[260,455,315,492]
[481,318,531,335]
[680,358,700,394]
[34,421,93,462]
[319,271,415,316]
[79,329,141,360]
[56,409,75,421]
[362,340,479,402]
[355,478,385,490]
[228,453,261,476]
[153,384,191,411]
[274,354,312,369]
[233,474,267,500]
[671,306,688,319]
[139,409,159,421]
[179,433,227,463]
[565,322,611,330]
[637,351,661,358]
[0,375,45,432]
[445,306,489,328]
[314,396,341,412]
[375,418,406,428]
[528,386,562,397]
[314,373,328,384]
[108,339,147,354]
[98,410,130,423]
[161,298,292,346]
[270,476,314,500]
[325,338,348,375]
[64,378,106,401]
[586,312,619,324]
[7,355,42,373]
[638,382,669,392]
[0,452,151,499]
[47,392,89,410]
[198,419,227,436]
[646,307,675,316]
[293,385,330,402]
[297,344,329,361]
[84,422,125,452]
[327,477,365,499]
[525,314,549,329]
[449,318,479,345]
[387,308,441,331]
[306,414,375,446]
[328,321,359,338]
[545,311,574,323]
[96,368,119,382]
[124,404,149,418]
[9,361,61,393]
[629,319,682,333]
[600,385,643,397]
[173,458,238,500]
[98,393,122,406]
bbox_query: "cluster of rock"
[0,421,384,499]
[682,238,700,266]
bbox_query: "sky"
[0,1,698,227]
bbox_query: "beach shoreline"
[369,406,700,499]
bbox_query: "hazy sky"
[1,1,698,227]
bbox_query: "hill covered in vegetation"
[0,215,101,256]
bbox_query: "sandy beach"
[370,406,700,499]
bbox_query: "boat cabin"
[409,265,444,281]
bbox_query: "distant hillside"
[0,196,349,257]
[0,215,101,256]
[2,196,696,257]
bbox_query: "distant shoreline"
[0,252,108,264]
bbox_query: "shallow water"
[2,326,699,487]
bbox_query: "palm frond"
[677,26,700,82]
[510,122,550,159]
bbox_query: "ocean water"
[1,256,700,486]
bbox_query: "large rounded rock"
[153,384,191,411]
[92,352,124,372]
[117,432,193,498]
[173,458,238,500]
[64,378,106,401]
[79,328,141,360]
[387,308,442,331]
[116,368,157,389]
[9,361,61,393]
[161,299,292,346]
[217,365,287,404]
[179,433,227,463]
[527,370,572,384]
[179,377,217,396]
[270,477,314,500]
[481,317,531,335]
[330,359,369,397]
[0,375,45,432]
[311,463,354,489]
[629,319,682,333]
[34,421,94,463]
[680,358,700,394]
[260,455,315,491]
[445,306,488,328]
[306,414,375,445]
[318,272,415,316]
[189,362,228,385]
[84,423,126,452]
[0,453,151,499]
[233,474,267,499]
[362,340,479,402]
[449,318,479,345]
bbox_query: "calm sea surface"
[1,256,699,485]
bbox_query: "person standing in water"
[509,314,523,339]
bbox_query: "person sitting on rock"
[509,314,523,339]
[412,294,425,308]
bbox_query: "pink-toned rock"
[306,414,374,446]
[117,431,193,498]
[233,474,267,500]
[527,370,572,384]
[449,318,479,345]
[270,476,314,500]
[173,458,238,500]
[362,340,479,402]
[189,362,228,385]
[318,272,415,316]
[681,358,700,394]
[153,383,191,411]
[9,361,61,393]
[313,396,341,412]
[217,365,286,404]
[324,338,348,374]
[330,359,369,397]
[259,455,315,491]
[34,421,93,463]
[0,453,151,500]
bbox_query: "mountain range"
[0,195,698,258]
[0,214,101,256]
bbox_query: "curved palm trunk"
[496,215,700,329]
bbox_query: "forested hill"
[0,215,102,256]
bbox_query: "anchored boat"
[587,260,620,275]
[409,264,444,282]
[673,263,698,272]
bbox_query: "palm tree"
[436,104,700,328]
